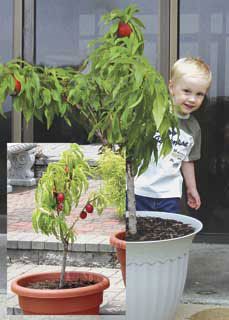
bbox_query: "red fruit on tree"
[80,211,87,219]
[85,203,94,213]
[57,203,63,211]
[65,166,69,173]
[14,77,21,95]
[117,22,132,37]
[57,192,65,203]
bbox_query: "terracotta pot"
[11,271,109,315]
[110,230,126,286]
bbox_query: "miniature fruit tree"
[32,144,109,288]
[32,143,125,288]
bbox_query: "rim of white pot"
[127,211,203,244]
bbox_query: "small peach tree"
[32,143,125,288]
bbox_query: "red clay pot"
[110,230,126,286]
[11,271,110,315]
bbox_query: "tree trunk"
[126,161,137,235]
[59,242,68,289]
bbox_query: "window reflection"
[36,0,158,67]
[180,0,229,97]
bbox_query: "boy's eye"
[197,92,205,97]
[183,89,190,93]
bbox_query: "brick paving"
[7,181,125,237]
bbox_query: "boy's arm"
[181,161,201,210]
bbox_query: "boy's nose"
[188,95,196,103]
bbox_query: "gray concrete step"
[7,232,118,268]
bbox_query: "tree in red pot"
[11,143,125,315]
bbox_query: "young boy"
[134,57,212,213]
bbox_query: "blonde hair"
[171,57,212,89]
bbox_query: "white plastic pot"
[126,211,202,320]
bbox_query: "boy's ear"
[168,80,174,95]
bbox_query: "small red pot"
[110,230,126,286]
[11,271,110,315]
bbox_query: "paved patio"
[8,183,125,236]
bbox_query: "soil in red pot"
[26,279,97,290]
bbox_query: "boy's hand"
[186,189,201,210]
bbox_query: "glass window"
[179,0,229,233]
[34,0,158,142]
[0,0,13,142]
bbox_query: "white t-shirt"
[134,114,201,199]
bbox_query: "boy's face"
[169,75,209,116]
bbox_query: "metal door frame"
[12,0,35,142]
[12,0,23,142]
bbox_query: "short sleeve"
[180,115,201,162]
[188,125,201,161]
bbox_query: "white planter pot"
[126,211,202,320]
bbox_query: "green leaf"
[63,200,71,216]
[23,107,34,123]
[128,92,143,109]
[34,109,44,122]
[132,16,145,28]
[59,103,68,116]
[51,90,61,102]
[44,108,54,129]
[42,88,51,105]
[32,209,41,233]
[134,63,144,87]
[152,94,166,129]
[63,116,72,127]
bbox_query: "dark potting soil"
[126,216,195,241]
[26,279,97,290]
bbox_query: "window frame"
[12,0,23,142]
